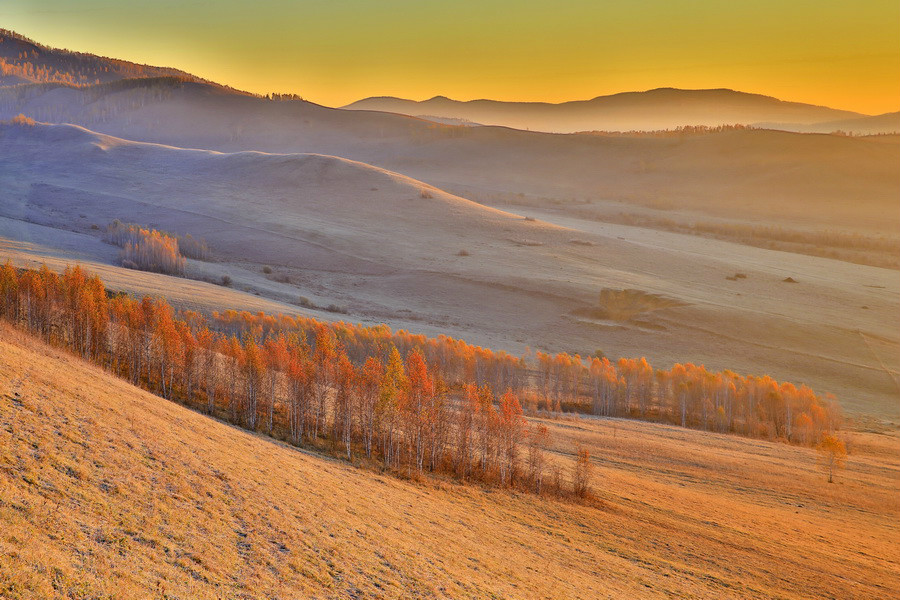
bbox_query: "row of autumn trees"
[0,264,841,487]
[210,310,842,445]
[0,263,588,496]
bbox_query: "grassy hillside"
[1,324,898,599]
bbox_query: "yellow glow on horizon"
[3,1,899,114]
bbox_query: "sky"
[3,0,899,113]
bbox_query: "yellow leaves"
[817,434,847,482]
[818,434,847,463]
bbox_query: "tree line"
[582,124,756,137]
[209,308,841,445]
[0,263,595,498]
[0,263,841,495]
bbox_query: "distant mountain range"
[2,29,896,134]
[343,90,898,134]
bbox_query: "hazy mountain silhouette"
[343,89,865,133]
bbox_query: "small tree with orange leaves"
[817,434,847,483]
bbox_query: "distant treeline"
[578,124,896,138]
[103,220,211,275]
[265,93,304,101]
[0,54,98,87]
[579,124,755,137]
[1,28,195,87]
[0,264,840,496]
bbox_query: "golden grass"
[1,324,898,599]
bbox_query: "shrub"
[221,275,233,287]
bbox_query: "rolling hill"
[2,324,898,599]
[1,78,897,235]
[342,88,865,133]
[1,120,898,422]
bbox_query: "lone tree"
[817,434,847,483]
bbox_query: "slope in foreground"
[1,325,899,599]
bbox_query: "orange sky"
[4,1,900,113]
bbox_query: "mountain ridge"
[342,87,867,133]
[348,87,856,110]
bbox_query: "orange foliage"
[0,262,842,500]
